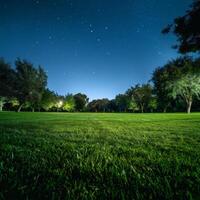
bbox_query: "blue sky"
[0,0,192,100]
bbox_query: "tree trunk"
[141,105,144,113]
[32,108,35,112]
[187,100,192,114]
[17,104,23,112]
[0,98,5,112]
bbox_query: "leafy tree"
[115,94,130,112]
[152,56,200,112]
[88,99,109,112]
[74,93,89,111]
[148,97,158,112]
[15,59,47,112]
[126,84,153,113]
[167,73,200,114]
[54,95,64,111]
[162,1,200,53]
[128,100,139,112]
[107,99,117,112]
[0,97,6,112]
[63,94,75,112]
[40,89,57,111]
[0,58,16,111]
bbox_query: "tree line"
[0,0,200,114]
[0,56,199,113]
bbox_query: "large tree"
[152,56,200,112]
[0,59,16,111]
[40,89,57,111]
[126,84,153,113]
[167,73,200,114]
[88,99,109,112]
[115,94,130,112]
[74,93,89,111]
[162,1,200,53]
[15,59,47,112]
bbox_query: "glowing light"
[58,100,63,108]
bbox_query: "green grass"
[0,112,200,199]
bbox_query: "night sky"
[0,0,192,100]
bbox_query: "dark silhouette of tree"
[115,94,130,112]
[88,98,109,112]
[162,1,200,53]
[15,59,47,112]
[74,93,89,111]
[0,58,16,111]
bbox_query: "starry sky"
[0,0,192,100]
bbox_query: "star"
[97,38,101,42]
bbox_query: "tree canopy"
[167,73,200,113]
[15,59,47,112]
[162,1,200,53]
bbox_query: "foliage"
[115,94,130,112]
[152,56,200,112]
[40,89,57,111]
[0,59,16,111]
[0,56,200,113]
[74,93,89,111]
[15,59,47,112]
[148,97,158,112]
[167,73,200,113]
[126,84,153,113]
[88,98,110,112]
[162,1,200,53]
[63,94,75,112]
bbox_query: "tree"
[63,94,75,112]
[87,99,109,112]
[15,59,47,112]
[126,84,153,113]
[148,97,158,112]
[107,99,117,112]
[40,89,57,111]
[152,56,200,112]
[115,94,130,112]
[167,73,200,114]
[74,93,89,111]
[162,1,200,53]
[0,58,16,111]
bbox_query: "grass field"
[0,112,200,199]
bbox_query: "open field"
[0,112,200,199]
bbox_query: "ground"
[0,112,200,199]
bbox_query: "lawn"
[0,112,200,199]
